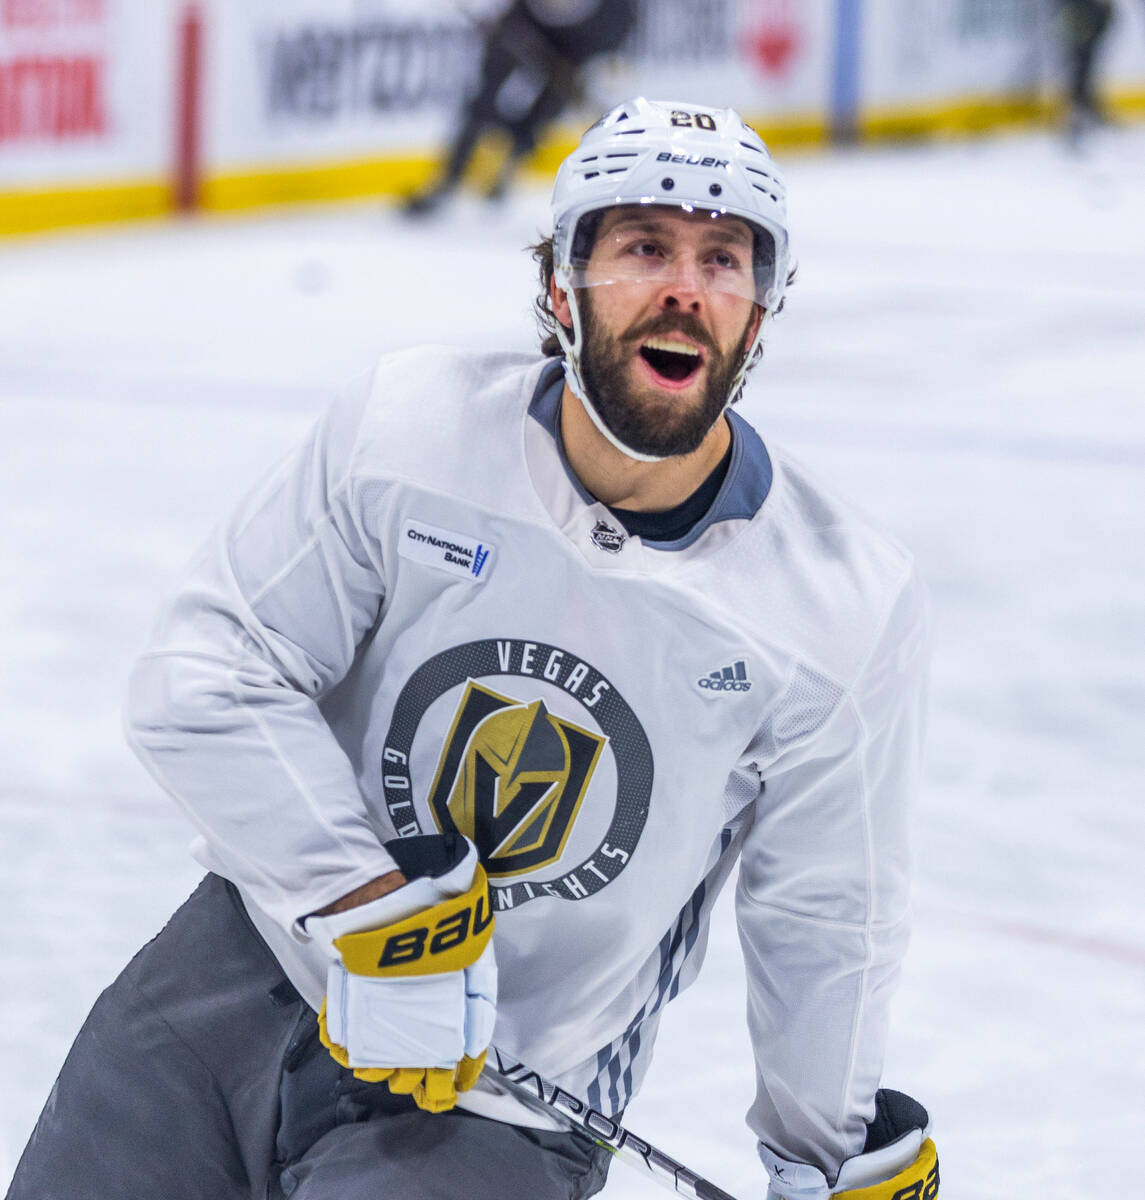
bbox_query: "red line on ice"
[917,900,1145,969]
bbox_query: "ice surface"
[2,128,1144,1197]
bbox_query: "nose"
[657,261,704,313]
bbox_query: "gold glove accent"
[316,863,495,1113]
[317,1003,488,1113]
[333,865,493,978]
[835,1138,939,1199]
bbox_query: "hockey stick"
[486,1047,742,1200]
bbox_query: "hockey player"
[1055,0,1116,144]
[403,0,637,214]
[7,98,938,1200]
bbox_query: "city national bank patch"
[399,518,493,581]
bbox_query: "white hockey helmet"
[549,97,790,462]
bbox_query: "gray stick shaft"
[486,1048,742,1200]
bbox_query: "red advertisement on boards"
[0,0,108,143]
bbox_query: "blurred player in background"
[8,99,939,1200]
[1056,0,1116,142]
[403,0,637,214]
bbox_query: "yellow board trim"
[0,178,171,236]
[199,152,437,213]
[859,92,1055,139]
[1,90,1142,236]
[859,87,1145,139]
[1110,87,1145,118]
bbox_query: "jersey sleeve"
[735,565,930,1184]
[124,367,399,937]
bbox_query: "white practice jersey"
[126,348,929,1179]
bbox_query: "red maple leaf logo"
[745,19,801,77]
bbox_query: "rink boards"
[2,0,1145,234]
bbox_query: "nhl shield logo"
[589,520,626,555]
[426,681,606,877]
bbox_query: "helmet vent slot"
[751,184,779,202]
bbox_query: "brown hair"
[529,232,568,358]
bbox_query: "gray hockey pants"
[6,874,611,1200]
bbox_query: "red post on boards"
[174,3,203,211]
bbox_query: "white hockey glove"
[762,1091,938,1199]
[305,833,497,1114]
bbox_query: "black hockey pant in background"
[1058,0,1114,114]
[5,874,610,1200]
[433,0,638,190]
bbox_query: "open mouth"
[639,337,704,384]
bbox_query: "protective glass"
[567,205,777,307]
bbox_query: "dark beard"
[577,292,753,458]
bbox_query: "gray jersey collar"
[527,358,772,550]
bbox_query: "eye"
[708,248,742,270]
[625,238,663,259]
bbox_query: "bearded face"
[577,288,757,459]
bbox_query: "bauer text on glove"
[305,833,497,1113]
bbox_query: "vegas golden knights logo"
[427,681,606,877]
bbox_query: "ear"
[550,274,573,329]
[747,303,765,344]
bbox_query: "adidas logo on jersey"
[697,660,752,692]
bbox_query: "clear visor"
[565,206,777,307]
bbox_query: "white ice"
[2,128,1144,1198]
